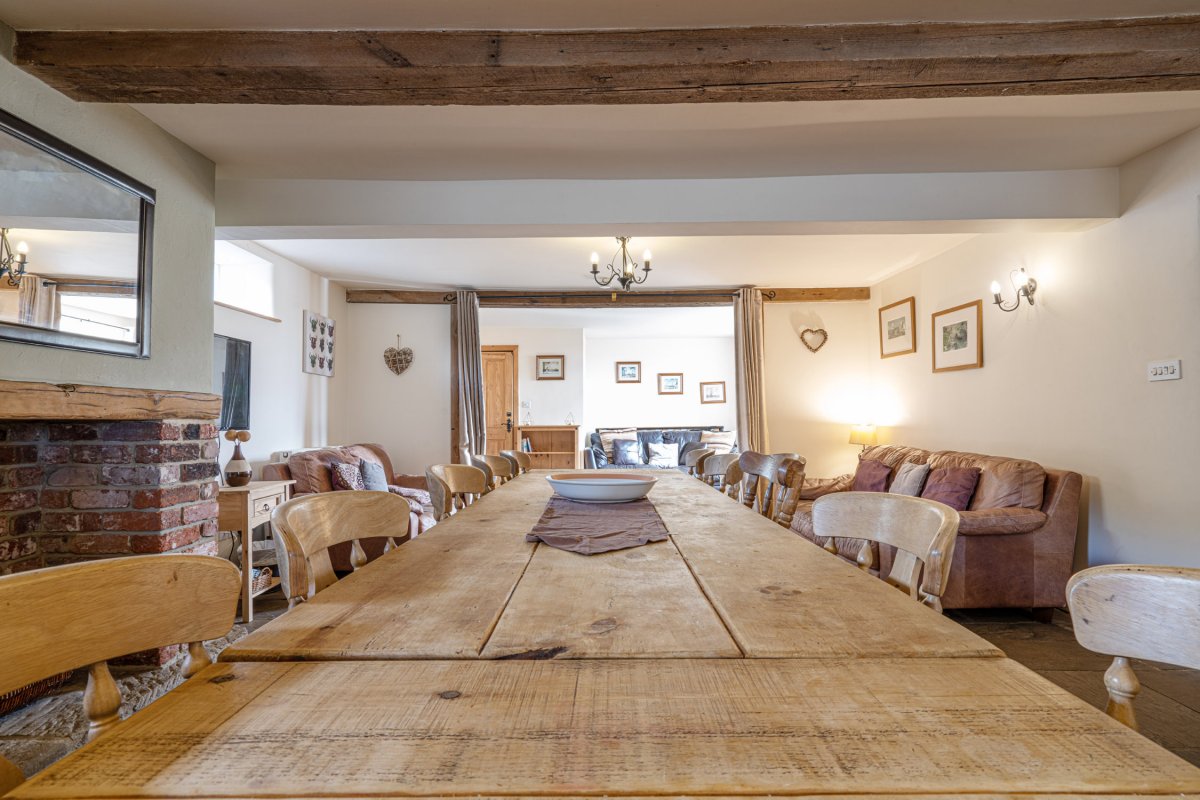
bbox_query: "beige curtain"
[17,275,60,329]
[453,290,486,464]
[734,287,769,453]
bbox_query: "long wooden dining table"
[9,469,1200,800]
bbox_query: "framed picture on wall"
[303,310,335,377]
[931,300,983,373]
[879,296,916,358]
[615,361,641,383]
[700,381,726,404]
[657,372,683,395]
[535,354,565,380]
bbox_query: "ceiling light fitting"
[990,268,1036,312]
[590,236,651,291]
[0,228,29,287]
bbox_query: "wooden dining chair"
[500,449,532,475]
[468,455,496,493]
[0,554,239,782]
[271,490,413,606]
[700,453,742,496]
[683,447,715,477]
[474,453,515,487]
[738,451,805,523]
[430,464,488,515]
[1066,564,1200,731]
[811,491,959,612]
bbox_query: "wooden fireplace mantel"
[0,379,220,421]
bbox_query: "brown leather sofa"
[791,445,1082,613]
[262,443,433,570]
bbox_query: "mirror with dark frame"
[0,108,155,357]
[213,334,251,431]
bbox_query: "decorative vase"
[224,436,252,487]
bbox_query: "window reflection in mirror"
[0,109,154,357]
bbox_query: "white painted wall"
[763,301,875,478]
[0,27,216,391]
[869,125,1200,568]
[582,337,736,436]
[213,242,345,476]
[328,303,452,476]
[480,325,585,431]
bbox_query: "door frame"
[481,344,519,455]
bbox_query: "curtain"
[734,287,769,453]
[454,290,486,464]
[17,275,60,329]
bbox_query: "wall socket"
[1147,359,1182,382]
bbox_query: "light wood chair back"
[1066,564,1200,731]
[683,447,715,477]
[430,464,488,514]
[468,455,496,492]
[738,451,805,523]
[271,490,412,605]
[701,453,742,496]
[474,453,515,486]
[500,449,532,474]
[812,491,959,612]
[0,555,239,766]
[425,468,452,521]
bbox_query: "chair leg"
[1104,656,1140,731]
[1030,607,1056,624]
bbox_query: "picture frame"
[535,354,565,380]
[700,381,727,404]
[615,361,642,383]
[931,300,983,373]
[657,372,684,395]
[879,296,916,358]
[302,310,335,377]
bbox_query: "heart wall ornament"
[384,335,414,375]
[800,328,829,353]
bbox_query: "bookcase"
[519,425,580,469]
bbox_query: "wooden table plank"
[653,471,1003,659]
[482,538,741,659]
[220,481,544,661]
[13,658,1200,799]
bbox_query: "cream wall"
[328,303,452,476]
[0,29,216,391]
[764,301,874,477]
[480,325,585,433]
[869,125,1200,568]
[214,242,345,476]
[582,336,737,436]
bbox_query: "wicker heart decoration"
[383,346,414,375]
[800,328,828,353]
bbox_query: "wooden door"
[482,346,518,455]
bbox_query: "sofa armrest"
[799,474,852,501]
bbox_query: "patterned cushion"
[647,442,680,468]
[701,430,737,454]
[332,461,365,491]
[599,428,637,461]
[360,459,389,491]
[388,485,432,507]
[613,439,643,466]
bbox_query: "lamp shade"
[848,424,878,447]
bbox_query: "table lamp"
[848,424,877,453]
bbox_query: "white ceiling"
[3,0,1198,29]
[254,233,974,289]
[480,306,734,339]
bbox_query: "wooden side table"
[217,480,295,623]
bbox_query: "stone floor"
[3,603,1198,778]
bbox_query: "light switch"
[520,400,531,409]
[1147,359,1182,382]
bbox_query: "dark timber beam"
[345,288,870,306]
[12,16,1200,105]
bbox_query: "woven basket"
[0,671,72,716]
[250,566,274,595]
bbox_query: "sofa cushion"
[921,466,982,511]
[957,507,1049,535]
[590,446,610,467]
[647,442,679,468]
[332,462,365,491]
[637,429,665,460]
[287,448,344,493]
[889,462,931,496]
[928,450,1046,510]
[613,438,643,466]
[663,429,702,446]
[701,430,737,454]
[678,440,708,465]
[360,459,389,491]
[599,428,637,461]
[852,459,892,492]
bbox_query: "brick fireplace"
[0,380,223,580]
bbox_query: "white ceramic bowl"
[546,472,658,503]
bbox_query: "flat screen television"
[213,334,251,431]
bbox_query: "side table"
[217,480,295,622]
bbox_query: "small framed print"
[931,300,983,373]
[535,354,565,380]
[615,361,642,383]
[879,296,916,358]
[657,372,683,395]
[700,381,726,404]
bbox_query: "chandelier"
[590,236,651,291]
[0,229,30,287]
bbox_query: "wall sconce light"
[990,268,1037,312]
[848,424,877,453]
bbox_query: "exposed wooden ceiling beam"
[12,16,1200,105]
[345,288,869,306]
